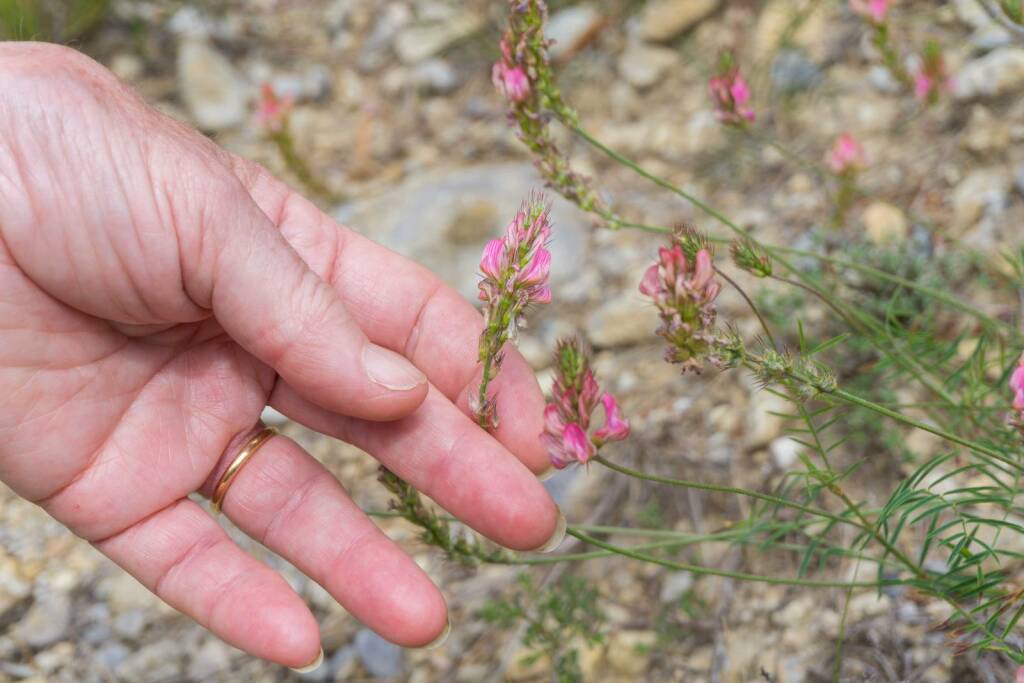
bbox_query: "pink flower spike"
[1010,364,1024,395]
[255,83,294,133]
[594,393,630,445]
[563,424,595,465]
[913,73,933,101]
[1011,354,1024,412]
[851,0,889,24]
[709,68,755,125]
[827,133,866,174]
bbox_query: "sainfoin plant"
[366,0,1024,678]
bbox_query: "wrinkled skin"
[0,43,558,668]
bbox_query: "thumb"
[188,173,428,422]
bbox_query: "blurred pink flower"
[827,133,867,174]
[255,83,294,133]
[913,40,950,103]
[1016,665,1024,683]
[850,0,889,24]
[1010,353,1024,412]
[492,38,531,103]
[709,69,755,125]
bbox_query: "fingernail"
[289,648,323,674]
[362,344,426,391]
[532,508,567,553]
[418,619,451,650]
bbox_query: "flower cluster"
[1010,352,1024,431]
[255,83,294,134]
[640,242,726,373]
[494,0,611,219]
[730,239,773,278]
[708,55,755,125]
[826,133,866,175]
[542,337,629,469]
[472,193,553,429]
[850,0,889,24]
[492,39,531,103]
[913,39,951,104]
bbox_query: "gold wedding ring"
[211,425,279,514]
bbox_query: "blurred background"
[1,0,1024,681]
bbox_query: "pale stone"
[861,202,909,245]
[641,0,720,43]
[176,39,249,131]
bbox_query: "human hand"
[0,43,562,669]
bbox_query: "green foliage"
[377,468,511,566]
[1002,0,1024,23]
[0,0,109,42]
[480,574,606,683]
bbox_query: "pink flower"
[1016,665,1024,683]
[492,37,531,103]
[480,239,506,280]
[913,73,933,101]
[542,337,629,469]
[709,69,755,125]
[1011,353,1024,412]
[640,243,723,372]
[493,62,531,103]
[827,133,867,174]
[850,0,889,24]
[912,40,950,104]
[255,83,294,133]
[593,393,630,445]
[563,424,595,464]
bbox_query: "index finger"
[233,160,551,475]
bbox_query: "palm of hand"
[0,43,559,667]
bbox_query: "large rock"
[585,292,660,348]
[953,48,1024,100]
[951,167,1011,232]
[861,202,909,245]
[754,0,830,62]
[333,164,591,301]
[394,14,485,64]
[640,0,720,43]
[617,43,679,89]
[546,4,605,60]
[606,630,656,675]
[177,39,249,131]
[354,629,405,678]
[12,590,71,648]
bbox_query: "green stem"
[830,387,1019,471]
[567,529,904,589]
[593,455,859,530]
[715,266,778,350]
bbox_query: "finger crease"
[403,279,444,361]
[259,470,326,548]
